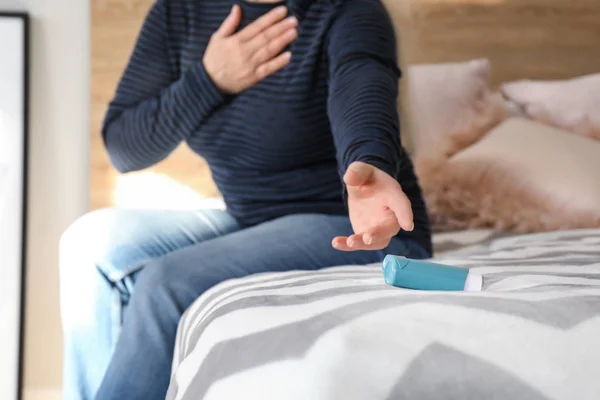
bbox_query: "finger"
[332,236,391,252]
[347,234,389,251]
[386,189,414,231]
[246,16,298,54]
[332,236,366,251]
[366,237,392,251]
[254,51,292,80]
[237,5,288,41]
[362,221,400,246]
[214,4,242,38]
[251,28,297,65]
[332,237,351,251]
[343,162,375,197]
[346,234,364,249]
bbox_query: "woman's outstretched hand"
[333,162,415,251]
[203,5,298,94]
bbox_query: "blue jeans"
[59,208,428,400]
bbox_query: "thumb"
[215,5,242,37]
[344,162,375,188]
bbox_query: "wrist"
[185,61,226,110]
[201,58,231,95]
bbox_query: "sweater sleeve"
[326,0,404,181]
[102,0,224,173]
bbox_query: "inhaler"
[382,255,483,292]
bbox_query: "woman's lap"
[60,209,427,400]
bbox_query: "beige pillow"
[416,117,600,233]
[501,74,600,140]
[405,59,506,161]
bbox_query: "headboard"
[90,0,600,210]
[387,0,600,86]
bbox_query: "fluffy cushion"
[405,59,506,160]
[416,117,600,233]
[501,73,600,140]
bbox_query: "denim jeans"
[59,208,428,400]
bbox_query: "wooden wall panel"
[91,0,600,210]
[394,0,600,87]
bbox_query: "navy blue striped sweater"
[102,0,432,254]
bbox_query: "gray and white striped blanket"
[167,229,600,400]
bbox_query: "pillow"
[405,59,506,161]
[501,73,600,140]
[415,117,600,233]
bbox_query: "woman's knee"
[60,210,123,325]
[60,208,124,271]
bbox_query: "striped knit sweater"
[102,0,432,254]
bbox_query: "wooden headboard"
[90,0,600,210]
[387,0,600,87]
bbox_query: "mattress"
[167,229,600,400]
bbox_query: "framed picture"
[0,12,29,400]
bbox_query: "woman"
[60,0,432,398]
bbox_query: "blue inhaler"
[382,255,483,292]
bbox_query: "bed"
[166,229,600,400]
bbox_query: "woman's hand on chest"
[203,4,298,94]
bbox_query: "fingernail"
[347,238,355,248]
[283,51,292,59]
[364,234,373,245]
[276,6,288,15]
[287,16,298,25]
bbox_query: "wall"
[0,0,90,396]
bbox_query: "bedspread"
[167,229,600,400]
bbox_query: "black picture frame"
[0,11,29,400]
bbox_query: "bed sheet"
[168,229,600,400]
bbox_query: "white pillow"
[417,117,600,232]
[501,73,600,140]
